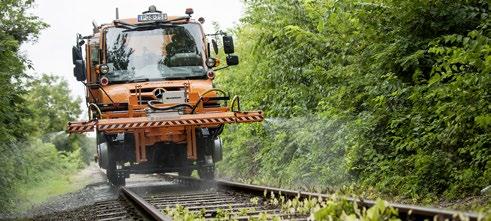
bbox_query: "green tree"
[25,74,82,136]
[0,0,48,211]
[0,0,47,144]
[217,0,491,206]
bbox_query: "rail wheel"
[106,143,125,186]
[178,168,193,177]
[198,164,215,180]
[177,149,193,177]
[107,164,125,186]
[177,160,193,177]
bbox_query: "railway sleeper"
[146,192,226,200]
[229,213,305,221]
[201,208,284,218]
[147,196,236,203]
[183,202,256,211]
[96,210,127,217]
[152,199,241,206]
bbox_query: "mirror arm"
[213,65,231,71]
[206,30,226,36]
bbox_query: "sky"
[23,0,245,116]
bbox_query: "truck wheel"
[178,168,193,177]
[198,165,215,180]
[97,142,108,169]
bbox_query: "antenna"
[92,20,98,33]
[116,7,119,19]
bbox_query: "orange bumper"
[67,111,264,133]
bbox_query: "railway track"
[35,174,484,221]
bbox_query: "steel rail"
[218,179,483,221]
[161,174,485,221]
[120,186,173,221]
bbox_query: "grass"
[14,167,89,212]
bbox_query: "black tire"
[198,165,215,180]
[97,143,108,169]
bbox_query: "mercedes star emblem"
[154,88,165,98]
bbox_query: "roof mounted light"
[143,5,162,14]
[185,8,194,16]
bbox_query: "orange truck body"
[68,6,263,185]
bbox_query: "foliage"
[163,192,404,221]
[0,0,47,145]
[314,199,400,221]
[0,0,93,212]
[24,75,82,136]
[217,0,491,205]
[163,205,206,221]
[49,133,96,164]
[220,117,353,190]
[0,73,94,212]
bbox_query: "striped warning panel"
[97,114,263,131]
[67,111,264,133]
[67,122,96,133]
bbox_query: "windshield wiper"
[128,78,150,83]
[122,23,178,32]
[163,75,206,80]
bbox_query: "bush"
[217,0,491,203]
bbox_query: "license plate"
[137,13,167,22]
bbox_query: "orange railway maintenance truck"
[67,6,263,185]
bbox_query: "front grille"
[129,86,182,94]
[131,86,186,104]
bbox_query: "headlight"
[206,58,217,68]
[99,64,109,74]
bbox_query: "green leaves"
[218,0,491,206]
[0,1,93,212]
[24,74,82,135]
[475,114,491,129]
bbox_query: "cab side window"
[90,44,100,67]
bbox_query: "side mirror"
[72,46,86,81]
[74,60,86,81]
[211,39,219,55]
[223,35,234,54]
[226,55,239,66]
[72,46,83,64]
[72,34,86,81]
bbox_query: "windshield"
[105,24,206,82]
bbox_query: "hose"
[147,100,194,111]
[191,89,228,114]
[230,95,241,112]
[200,88,227,97]
[88,103,102,120]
